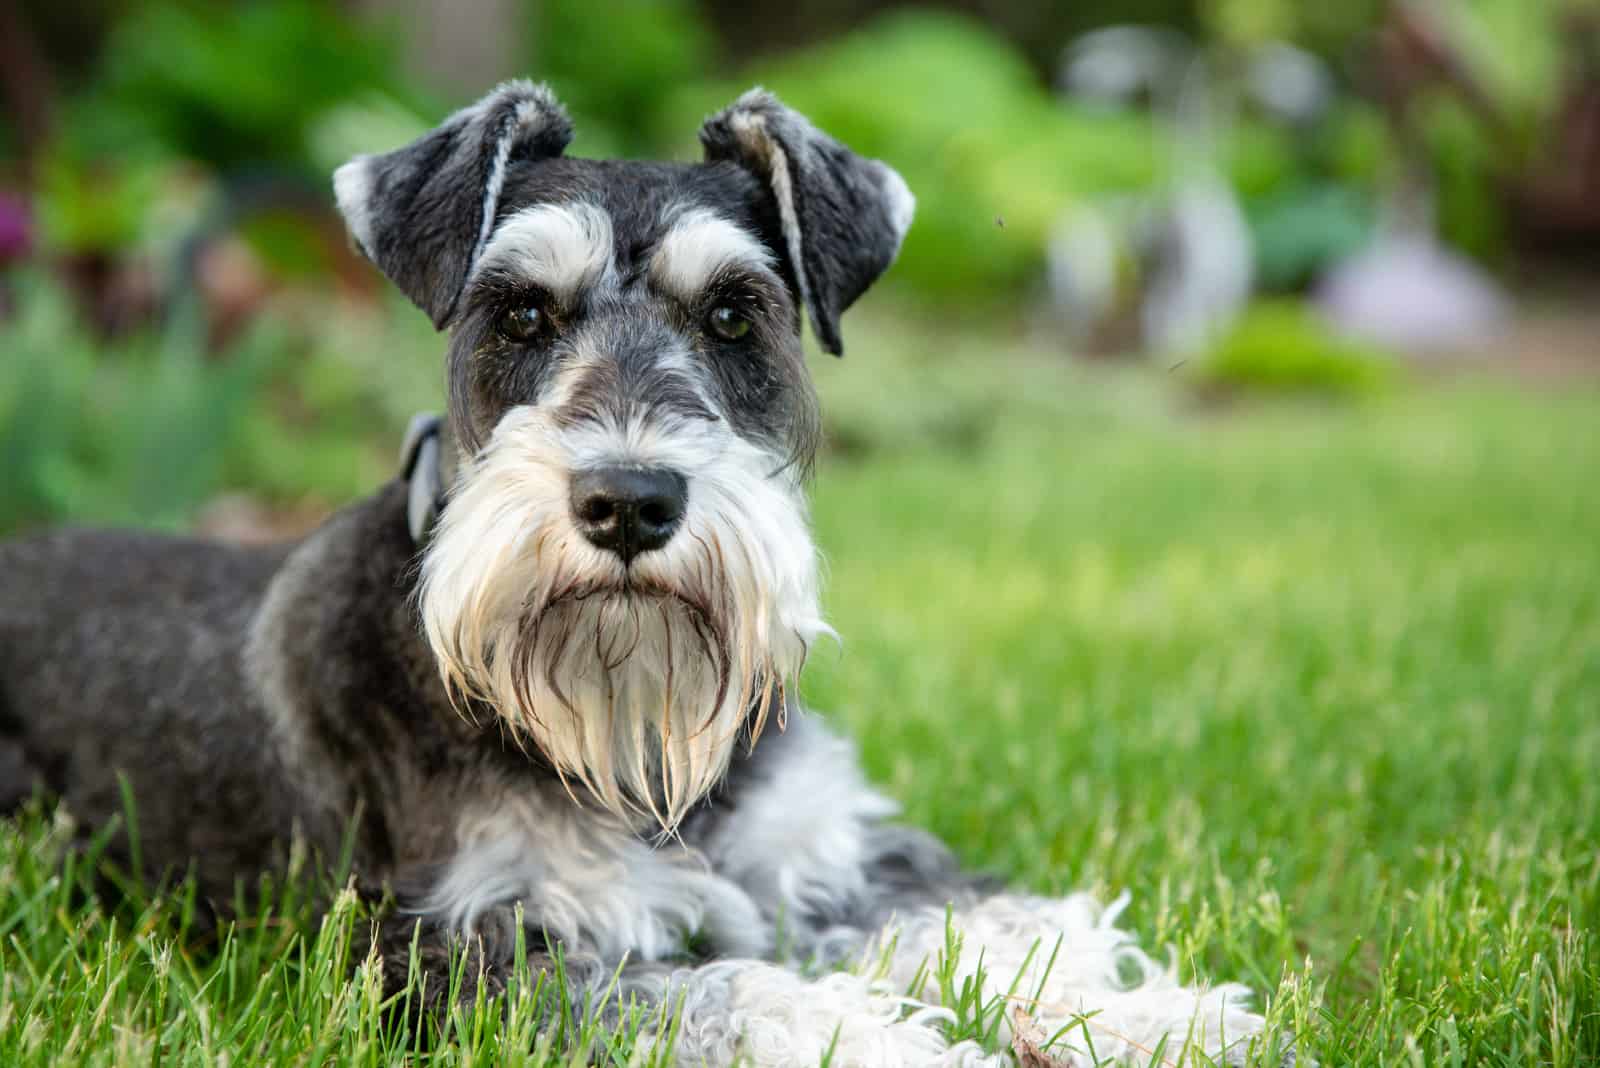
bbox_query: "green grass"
[2,312,1598,1065]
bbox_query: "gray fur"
[0,483,975,938]
[0,84,1285,1066]
[335,80,574,328]
[0,79,952,1024]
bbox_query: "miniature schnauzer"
[0,83,1280,1065]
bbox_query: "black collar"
[398,413,444,545]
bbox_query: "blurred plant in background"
[1189,298,1398,398]
[0,0,1596,535]
[531,0,716,158]
[65,0,400,174]
[0,278,265,529]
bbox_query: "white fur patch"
[657,889,1269,1067]
[728,108,813,325]
[700,717,898,935]
[877,162,916,258]
[472,201,617,299]
[470,94,555,285]
[331,158,377,257]
[871,893,1267,1065]
[417,401,829,833]
[650,208,776,301]
[669,960,1007,1068]
[422,719,885,962]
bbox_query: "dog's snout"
[570,466,688,563]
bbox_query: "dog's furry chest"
[419,718,899,964]
[423,792,768,961]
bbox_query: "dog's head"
[334,82,912,830]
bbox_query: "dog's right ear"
[333,80,573,329]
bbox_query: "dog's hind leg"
[0,681,51,814]
[0,735,39,814]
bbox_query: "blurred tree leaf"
[1248,180,1374,290]
[64,0,401,174]
[33,151,167,255]
[529,0,715,157]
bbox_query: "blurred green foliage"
[1422,96,1506,261]
[0,0,1584,533]
[9,0,1565,295]
[1202,0,1384,53]
[531,0,716,158]
[0,271,446,534]
[0,279,267,530]
[218,294,443,505]
[61,0,401,174]
[1247,181,1374,291]
[1194,299,1398,397]
[33,152,171,256]
[1453,0,1591,146]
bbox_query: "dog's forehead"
[494,157,775,257]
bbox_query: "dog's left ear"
[334,80,573,329]
[700,90,914,356]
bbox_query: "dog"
[0,83,1282,1066]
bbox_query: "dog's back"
[0,526,294,886]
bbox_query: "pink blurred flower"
[0,192,33,266]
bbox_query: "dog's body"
[0,481,968,997]
[0,83,1280,1066]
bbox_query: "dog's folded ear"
[700,90,914,356]
[334,80,573,329]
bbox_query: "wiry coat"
[0,83,1282,1066]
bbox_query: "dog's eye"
[496,302,545,343]
[706,305,752,341]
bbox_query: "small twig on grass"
[1003,993,1186,1068]
[1010,1005,1067,1067]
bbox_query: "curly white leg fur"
[871,892,1268,1066]
[649,891,1269,1067]
[663,960,1006,1068]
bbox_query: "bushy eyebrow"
[472,202,617,300]
[649,208,776,302]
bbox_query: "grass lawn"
[2,317,1597,1065]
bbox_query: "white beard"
[417,403,829,833]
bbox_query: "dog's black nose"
[569,466,688,563]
